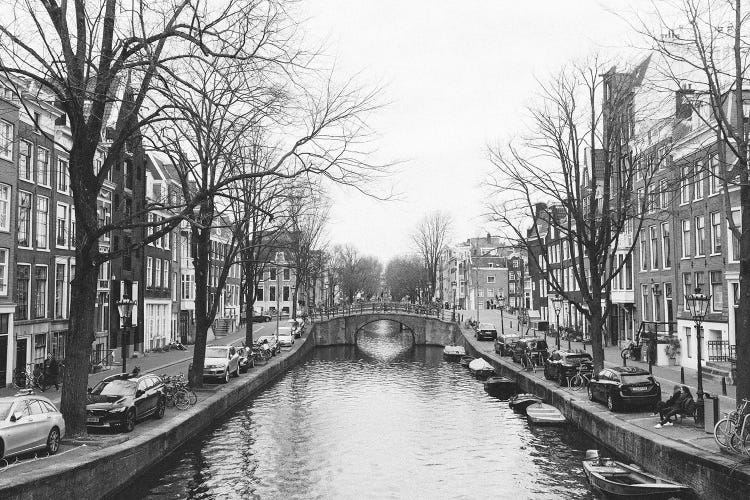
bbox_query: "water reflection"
[119,321,598,500]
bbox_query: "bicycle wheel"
[714,418,733,450]
[187,389,198,405]
[174,389,191,410]
[569,375,583,390]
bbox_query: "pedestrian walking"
[44,353,60,391]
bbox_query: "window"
[649,226,658,269]
[57,158,69,193]
[661,222,671,269]
[641,284,650,321]
[640,233,648,271]
[269,286,276,302]
[695,271,705,294]
[710,156,720,194]
[146,257,153,287]
[625,254,633,290]
[660,179,668,208]
[283,286,290,301]
[18,191,32,247]
[694,162,704,200]
[56,203,68,247]
[181,274,193,300]
[54,263,66,319]
[708,212,722,255]
[695,216,705,256]
[681,220,690,258]
[16,264,30,320]
[270,268,277,281]
[256,287,264,301]
[0,183,9,231]
[487,275,496,283]
[283,268,290,281]
[682,272,692,311]
[163,261,169,290]
[19,140,32,180]
[710,271,723,312]
[731,209,741,261]
[0,120,12,161]
[637,188,644,214]
[155,259,161,287]
[0,248,7,296]
[69,208,76,247]
[33,265,47,319]
[685,327,692,358]
[35,195,49,249]
[36,147,50,186]
[680,166,690,204]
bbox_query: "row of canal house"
[525,55,739,380]
[0,78,241,388]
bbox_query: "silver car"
[0,392,66,460]
[202,345,241,383]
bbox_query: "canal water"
[120,321,600,499]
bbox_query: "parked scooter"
[169,340,187,351]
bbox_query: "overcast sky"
[300,1,644,262]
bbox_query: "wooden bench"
[674,400,697,424]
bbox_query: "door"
[136,379,155,417]
[26,399,51,449]
[0,314,8,387]
[179,311,189,344]
[15,339,28,386]
[6,401,36,454]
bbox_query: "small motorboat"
[443,345,466,361]
[483,376,517,399]
[508,393,543,411]
[459,355,475,367]
[582,450,691,500]
[468,358,495,379]
[526,403,566,425]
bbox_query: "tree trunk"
[190,224,211,387]
[589,305,605,373]
[737,179,750,403]
[60,256,98,436]
[245,258,255,346]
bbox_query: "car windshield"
[93,379,136,396]
[621,374,653,384]
[206,347,228,358]
[0,402,13,420]
[567,355,592,362]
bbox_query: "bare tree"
[633,0,750,404]
[384,255,429,302]
[487,58,668,373]
[412,211,452,300]
[330,245,382,303]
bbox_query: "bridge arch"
[353,318,416,345]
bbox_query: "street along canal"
[116,321,601,499]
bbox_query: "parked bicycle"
[714,398,750,454]
[161,373,195,410]
[13,364,42,390]
[568,365,592,391]
[521,350,537,372]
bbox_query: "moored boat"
[443,345,466,361]
[459,355,474,367]
[508,393,543,411]
[582,450,692,500]
[468,358,495,380]
[526,403,566,425]
[483,376,517,399]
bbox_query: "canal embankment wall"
[0,333,315,500]
[461,333,750,500]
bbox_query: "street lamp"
[552,294,563,350]
[117,296,136,374]
[498,294,506,336]
[291,285,297,319]
[686,286,711,426]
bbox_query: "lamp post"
[552,294,563,350]
[291,285,297,320]
[276,268,281,343]
[686,286,711,426]
[117,296,136,374]
[498,294,506,336]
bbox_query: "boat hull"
[583,459,691,500]
[483,376,517,399]
[526,403,566,425]
[508,393,543,411]
[443,345,466,361]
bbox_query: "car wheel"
[154,397,166,419]
[224,369,230,383]
[607,394,618,412]
[587,386,595,402]
[0,439,4,460]
[124,409,136,433]
[46,427,61,455]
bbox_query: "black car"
[494,333,520,356]
[86,373,166,432]
[587,366,661,412]
[475,323,498,341]
[250,309,272,323]
[511,338,549,364]
[544,350,593,386]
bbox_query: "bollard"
[722,376,727,396]
[680,367,685,384]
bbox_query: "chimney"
[486,232,491,243]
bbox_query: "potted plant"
[665,337,681,364]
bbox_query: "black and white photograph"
[0,0,748,498]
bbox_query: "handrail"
[309,301,449,321]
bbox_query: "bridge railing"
[310,302,457,322]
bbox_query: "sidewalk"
[0,321,277,405]
[461,308,737,410]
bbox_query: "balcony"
[707,340,736,364]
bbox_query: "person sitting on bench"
[654,385,694,428]
[653,385,681,420]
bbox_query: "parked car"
[494,333,520,356]
[200,345,241,383]
[237,346,255,373]
[250,309,273,323]
[511,338,549,364]
[587,366,661,412]
[475,323,498,341]
[255,335,281,355]
[277,327,295,348]
[0,392,65,459]
[544,350,593,385]
[86,373,166,432]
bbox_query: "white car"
[277,327,295,348]
[0,392,65,460]
[202,345,240,383]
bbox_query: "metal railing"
[310,302,450,321]
[707,340,736,363]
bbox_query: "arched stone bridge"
[310,303,461,346]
